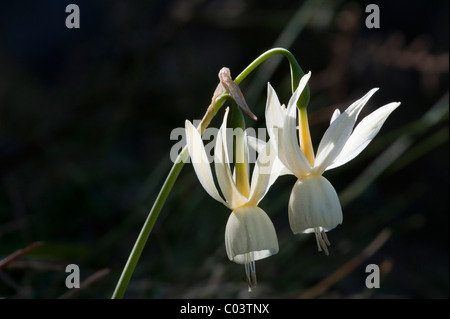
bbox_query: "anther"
[314,227,330,256]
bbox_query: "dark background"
[0,0,448,298]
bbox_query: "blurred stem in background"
[111,48,309,299]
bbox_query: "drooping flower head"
[266,72,400,254]
[185,107,281,291]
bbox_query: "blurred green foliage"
[0,0,448,298]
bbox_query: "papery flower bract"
[185,107,281,291]
[266,72,400,255]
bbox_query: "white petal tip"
[386,101,402,110]
[364,88,379,97]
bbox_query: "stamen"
[314,230,323,252]
[250,259,257,289]
[244,253,257,292]
[321,229,331,246]
[314,227,331,256]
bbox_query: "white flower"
[185,107,280,291]
[266,71,400,255]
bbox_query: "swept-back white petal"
[278,73,313,177]
[243,131,251,179]
[265,83,284,141]
[278,161,294,176]
[247,135,293,176]
[287,72,312,111]
[225,206,279,264]
[314,88,379,174]
[330,109,341,124]
[214,108,248,209]
[288,175,342,234]
[326,102,401,170]
[248,139,282,205]
[246,135,266,154]
[185,120,227,206]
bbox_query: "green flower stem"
[111,98,226,299]
[111,48,308,299]
[234,47,310,109]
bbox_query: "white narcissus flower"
[266,71,401,255]
[185,107,281,291]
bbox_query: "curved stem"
[111,48,308,299]
[235,47,310,108]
